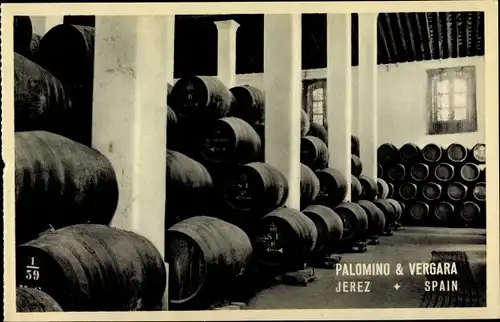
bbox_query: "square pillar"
[91,16,168,259]
[263,14,302,210]
[30,16,63,36]
[326,14,353,201]
[214,19,240,88]
[357,13,379,179]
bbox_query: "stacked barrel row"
[377,142,486,228]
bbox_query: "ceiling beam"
[421,13,435,60]
[477,12,484,55]
[443,12,452,59]
[454,12,461,57]
[434,12,443,59]
[403,13,417,61]
[465,12,472,57]
[383,13,399,63]
[470,11,478,56]
[352,13,359,66]
[377,17,392,63]
[396,13,410,62]
[413,13,428,60]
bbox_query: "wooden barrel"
[359,175,378,201]
[302,205,343,252]
[200,117,262,165]
[334,202,369,242]
[253,207,318,270]
[385,163,406,181]
[301,109,311,137]
[300,136,329,170]
[422,143,444,163]
[223,162,288,214]
[459,201,482,223]
[315,168,348,208]
[398,182,418,201]
[351,135,360,157]
[422,182,442,201]
[386,198,403,223]
[356,200,386,237]
[433,201,455,223]
[377,143,398,165]
[15,131,119,245]
[372,199,396,228]
[377,164,384,179]
[167,106,178,133]
[170,76,235,120]
[166,150,214,223]
[351,154,363,176]
[377,178,390,199]
[446,143,468,163]
[14,16,33,54]
[471,143,486,163]
[14,53,73,134]
[410,163,430,182]
[307,122,328,145]
[387,182,395,198]
[229,85,265,125]
[460,163,481,182]
[407,201,430,222]
[350,175,363,202]
[167,83,173,106]
[447,182,468,201]
[16,287,63,312]
[166,216,253,307]
[434,163,455,182]
[37,24,94,87]
[472,182,486,202]
[300,164,321,210]
[16,224,167,311]
[399,143,421,164]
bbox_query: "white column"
[165,16,175,85]
[214,19,240,88]
[358,13,379,179]
[92,16,168,258]
[30,16,64,36]
[327,14,353,201]
[264,14,302,210]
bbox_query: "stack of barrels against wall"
[377,142,486,228]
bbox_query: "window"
[427,66,477,135]
[303,79,327,127]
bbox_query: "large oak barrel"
[167,83,173,106]
[223,162,288,215]
[253,208,318,270]
[229,85,265,125]
[356,200,386,238]
[200,117,262,165]
[37,24,94,87]
[300,164,321,209]
[447,182,468,201]
[351,135,360,157]
[15,131,119,245]
[166,106,179,148]
[334,202,369,242]
[433,201,455,223]
[410,163,430,182]
[399,143,421,164]
[16,287,63,312]
[14,16,33,54]
[422,182,442,201]
[300,136,329,170]
[434,163,455,182]
[422,143,444,163]
[385,163,406,181]
[372,199,396,229]
[472,182,486,202]
[358,175,378,201]
[166,216,253,308]
[460,163,481,182]
[350,175,363,202]
[446,143,468,163]
[14,53,72,134]
[459,201,482,223]
[387,182,395,198]
[377,178,390,199]
[16,224,167,311]
[398,182,418,201]
[407,201,430,223]
[307,122,328,145]
[302,205,343,252]
[301,109,311,137]
[471,143,486,163]
[377,143,398,165]
[377,164,384,179]
[170,76,235,120]
[351,155,363,176]
[315,168,348,208]
[386,198,403,223]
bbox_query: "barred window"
[303,79,327,127]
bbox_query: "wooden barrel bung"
[223,162,288,214]
[434,163,455,182]
[351,154,363,176]
[334,202,369,242]
[471,143,486,163]
[433,201,455,223]
[377,164,384,179]
[460,163,481,182]
[254,207,318,270]
[377,143,399,165]
[302,205,343,252]
[358,175,378,201]
[408,201,430,222]
[385,163,406,181]
[14,16,33,54]
[315,168,348,208]
[356,200,386,238]
[472,182,486,202]
[398,182,418,201]
[300,136,329,170]
[307,122,328,145]
[200,117,262,165]
[422,143,444,163]
[459,201,482,223]
[350,175,363,202]
[399,143,421,164]
[410,163,430,182]
[447,182,468,201]
[16,224,167,311]
[166,216,253,306]
[372,199,396,228]
[229,85,265,125]
[387,183,395,198]
[377,178,390,199]
[446,143,468,163]
[300,164,321,210]
[422,182,442,201]
[386,198,403,223]
[351,135,360,157]
[16,287,63,312]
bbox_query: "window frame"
[303,78,327,127]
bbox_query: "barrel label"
[256,222,283,254]
[203,127,232,158]
[25,257,40,281]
